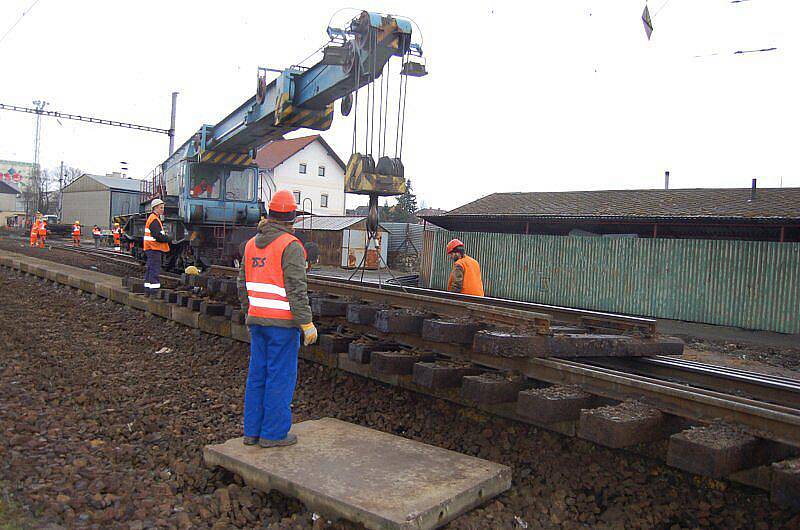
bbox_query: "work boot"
[258,434,297,448]
[242,436,259,446]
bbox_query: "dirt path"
[0,269,797,529]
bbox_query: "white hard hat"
[151,198,165,210]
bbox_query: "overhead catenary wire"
[0,0,43,48]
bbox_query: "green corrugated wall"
[427,231,800,334]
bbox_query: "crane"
[124,10,425,270]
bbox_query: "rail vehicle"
[121,10,426,272]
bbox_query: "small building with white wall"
[256,135,346,215]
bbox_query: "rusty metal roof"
[439,188,800,221]
[256,135,346,171]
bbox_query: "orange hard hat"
[446,238,465,254]
[269,190,297,213]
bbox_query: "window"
[293,191,301,204]
[299,163,307,174]
[320,193,328,208]
[188,163,223,199]
[318,165,325,177]
[224,167,256,201]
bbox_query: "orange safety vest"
[72,224,81,236]
[37,220,47,236]
[92,227,101,236]
[447,255,485,297]
[243,233,306,321]
[143,213,169,252]
[112,227,121,240]
[30,221,39,237]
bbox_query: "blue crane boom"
[167,11,420,170]
[125,10,424,272]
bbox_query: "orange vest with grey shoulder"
[243,233,307,321]
[144,213,169,252]
[447,255,485,297]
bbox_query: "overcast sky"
[0,0,796,210]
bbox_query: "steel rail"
[584,356,800,409]
[308,273,657,336]
[7,245,800,447]
[466,353,800,448]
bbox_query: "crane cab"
[168,161,261,225]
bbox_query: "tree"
[39,165,83,217]
[393,178,418,223]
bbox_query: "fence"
[424,230,800,334]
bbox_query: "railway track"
[22,244,800,440]
[5,245,800,493]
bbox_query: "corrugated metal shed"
[63,174,144,193]
[381,222,424,253]
[426,230,800,334]
[294,216,366,231]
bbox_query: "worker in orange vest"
[29,216,40,247]
[143,199,170,296]
[72,221,82,246]
[37,217,48,248]
[112,222,122,251]
[237,189,317,448]
[446,238,485,297]
[92,225,102,249]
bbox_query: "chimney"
[664,170,670,190]
[750,178,757,201]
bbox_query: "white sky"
[0,0,796,210]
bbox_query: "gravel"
[1,268,798,529]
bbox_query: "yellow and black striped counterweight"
[344,153,407,196]
[199,151,255,165]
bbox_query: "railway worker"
[112,222,122,251]
[237,189,317,448]
[72,221,82,247]
[37,217,48,248]
[446,238,485,297]
[92,225,102,249]
[29,216,40,247]
[143,199,170,296]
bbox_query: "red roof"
[255,135,345,171]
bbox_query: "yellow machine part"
[344,153,407,196]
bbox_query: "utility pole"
[31,99,48,217]
[169,91,178,156]
[58,160,64,220]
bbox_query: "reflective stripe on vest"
[243,232,305,320]
[144,213,169,252]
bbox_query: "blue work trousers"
[144,250,162,292]
[244,325,300,440]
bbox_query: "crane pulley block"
[344,153,407,196]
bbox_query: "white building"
[256,135,346,215]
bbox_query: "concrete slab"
[171,306,200,328]
[203,418,511,529]
[517,385,595,424]
[230,322,250,343]
[771,458,800,510]
[422,319,483,345]
[127,293,151,312]
[311,297,350,317]
[667,424,760,478]
[461,373,524,405]
[199,314,231,337]
[578,401,667,448]
[148,299,173,319]
[374,309,429,334]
